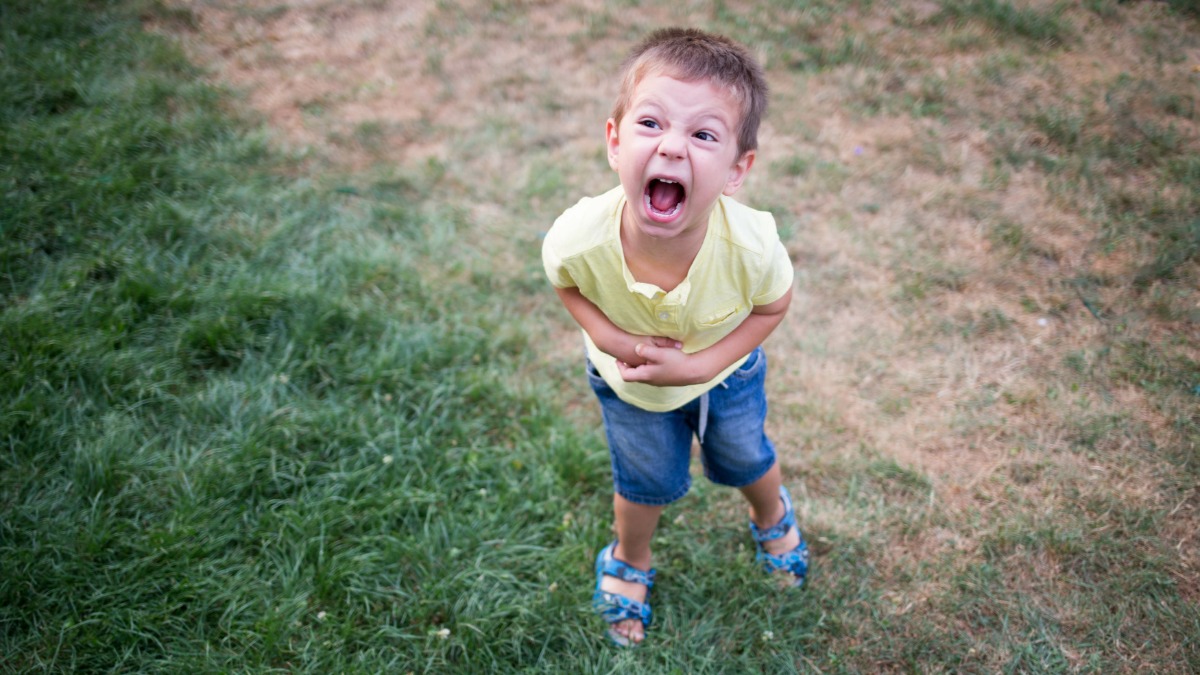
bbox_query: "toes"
[619,619,644,643]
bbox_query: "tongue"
[649,180,683,212]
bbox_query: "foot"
[600,569,649,643]
[748,485,810,585]
[753,509,801,557]
[593,542,655,647]
[751,503,801,557]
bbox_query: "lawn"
[2,0,1197,672]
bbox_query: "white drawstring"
[696,380,730,444]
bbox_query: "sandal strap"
[749,485,797,544]
[757,536,810,582]
[596,542,656,588]
[749,485,810,585]
[593,590,652,627]
[593,541,655,633]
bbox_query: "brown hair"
[611,28,768,159]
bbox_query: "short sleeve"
[750,226,794,306]
[544,210,585,289]
[541,220,577,289]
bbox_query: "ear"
[605,118,620,172]
[722,149,755,196]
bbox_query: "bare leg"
[738,461,800,555]
[601,494,664,644]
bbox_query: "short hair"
[611,28,768,159]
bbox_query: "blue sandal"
[749,485,810,586]
[592,541,655,647]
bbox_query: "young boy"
[541,28,808,646]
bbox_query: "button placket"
[654,301,679,325]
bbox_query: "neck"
[620,208,708,292]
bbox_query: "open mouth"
[644,178,685,219]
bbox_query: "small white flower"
[316,611,327,621]
[435,628,450,640]
[1037,317,1048,327]
[382,455,393,465]
[548,582,558,593]
[276,374,289,384]
[478,488,488,497]
[761,630,774,642]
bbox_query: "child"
[541,27,808,647]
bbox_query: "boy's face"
[606,73,755,242]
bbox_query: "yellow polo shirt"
[543,186,794,412]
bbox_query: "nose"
[657,130,687,159]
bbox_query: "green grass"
[0,1,608,670]
[4,0,1200,672]
[935,0,1071,47]
[0,1,875,671]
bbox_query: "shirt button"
[658,312,670,320]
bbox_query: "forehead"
[628,72,743,126]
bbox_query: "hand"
[613,335,679,368]
[616,339,708,386]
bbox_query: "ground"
[157,0,1198,668]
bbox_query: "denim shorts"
[587,346,777,506]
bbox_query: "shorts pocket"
[728,346,766,381]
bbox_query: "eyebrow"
[632,99,734,131]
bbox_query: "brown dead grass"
[158,0,1198,666]
[162,0,625,174]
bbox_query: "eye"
[638,119,660,130]
[694,131,716,142]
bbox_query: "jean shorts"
[587,346,777,506]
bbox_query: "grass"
[934,0,1071,48]
[3,0,1199,672]
[0,1,605,670]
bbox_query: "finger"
[633,343,661,364]
[617,363,654,383]
[650,336,683,349]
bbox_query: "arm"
[554,286,681,367]
[617,286,792,386]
